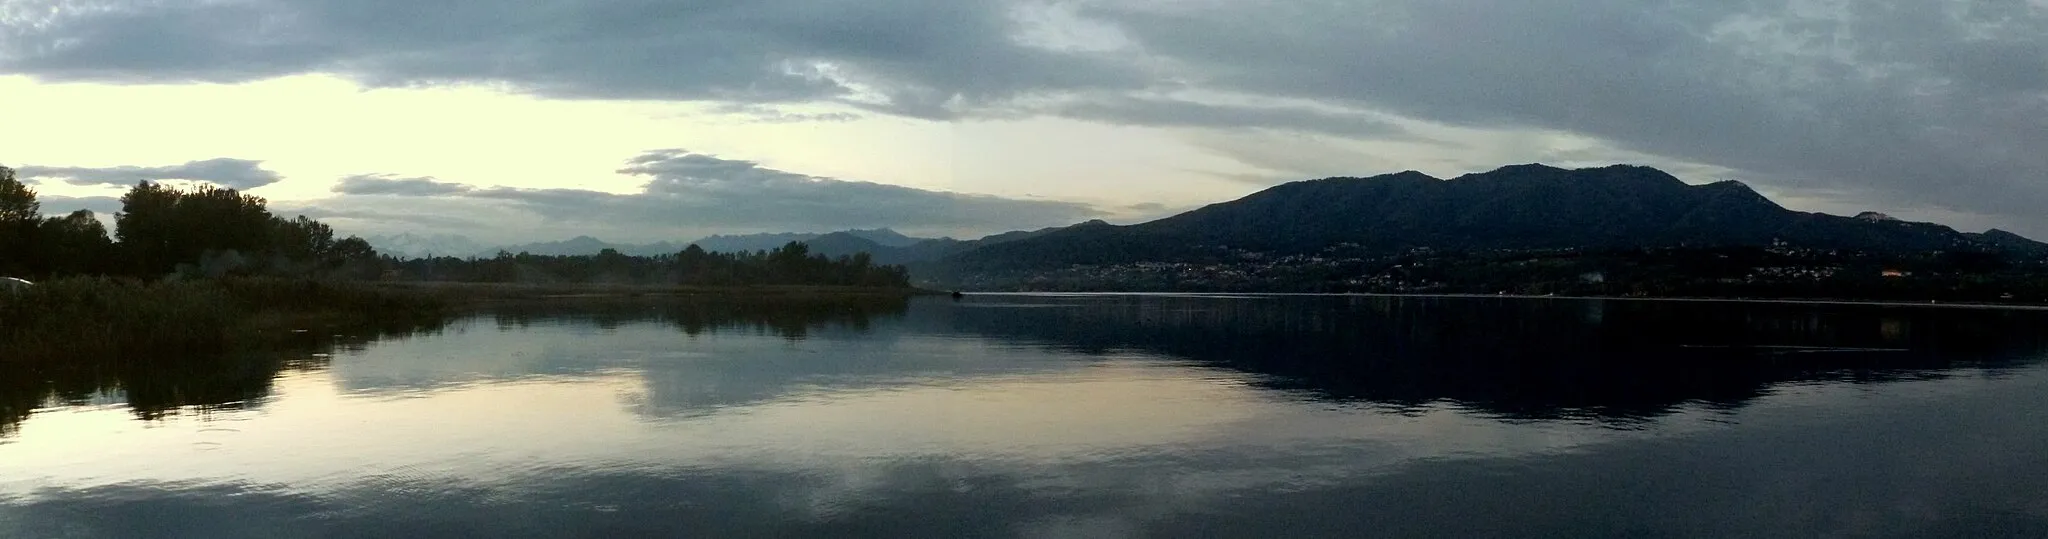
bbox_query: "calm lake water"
[7,294,2048,538]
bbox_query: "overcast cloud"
[14,158,285,189]
[1086,0,2048,216]
[4,0,2045,234]
[332,174,474,196]
[302,150,1105,242]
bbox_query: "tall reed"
[0,277,447,363]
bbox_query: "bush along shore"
[2,165,923,365]
[0,277,450,363]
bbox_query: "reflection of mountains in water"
[1,319,450,436]
[15,294,2048,435]
[931,295,2048,422]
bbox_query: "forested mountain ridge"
[931,164,2048,276]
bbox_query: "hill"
[789,223,1097,266]
[933,164,2048,278]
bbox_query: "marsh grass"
[0,277,449,363]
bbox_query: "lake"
[6,294,2048,538]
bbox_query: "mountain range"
[932,164,2048,276]
[361,233,491,259]
[369,164,2048,283]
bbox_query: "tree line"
[4,165,912,287]
[1,166,377,279]
[385,242,911,287]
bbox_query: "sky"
[2,0,2045,244]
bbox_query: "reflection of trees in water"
[0,319,447,436]
[941,296,2048,422]
[484,296,911,340]
[5,297,912,435]
[481,297,914,420]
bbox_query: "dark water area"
[6,294,2048,538]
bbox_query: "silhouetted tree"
[0,172,383,280]
[381,241,912,288]
[0,167,33,221]
[114,181,186,275]
[329,236,382,278]
[0,166,37,276]
[272,215,337,264]
[34,210,114,276]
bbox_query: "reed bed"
[0,277,448,363]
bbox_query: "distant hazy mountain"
[690,230,953,265]
[685,228,927,253]
[667,226,1083,265]
[844,228,924,248]
[934,164,2048,274]
[364,233,487,259]
[486,236,682,257]
[685,232,819,254]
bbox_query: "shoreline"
[967,291,2048,311]
[2,279,934,363]
[373,281,942,303]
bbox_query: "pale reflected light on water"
[6,295,2048,537]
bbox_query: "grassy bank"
[0,278,937,363]
[0,277,449,363]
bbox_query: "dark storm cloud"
[1086,0,2048,221]
[8,0,2047,231]
[332,174,474,196]
[14,158,284,189]
[0,0,1146,117]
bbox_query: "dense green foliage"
[0,166,379,279]
[385,242,911,288]
[5,164,901,288]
